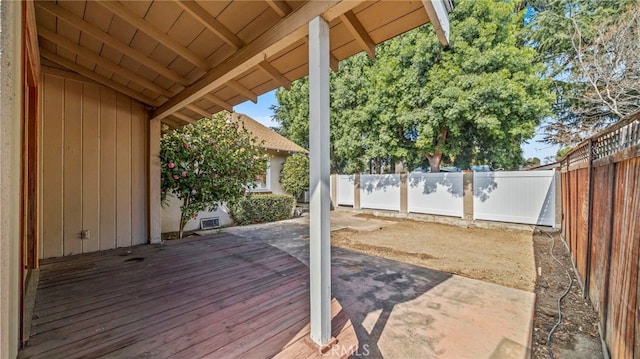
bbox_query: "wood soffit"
[34,0,438,126]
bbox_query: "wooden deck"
[20,233,357,358]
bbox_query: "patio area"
[19,234,356,358]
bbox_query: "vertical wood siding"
[40,72,148,258]
[561,113,640,358]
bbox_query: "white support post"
[149,119,162,244]
[308,16,332,346]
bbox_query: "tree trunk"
[179,196,190,239]
[425,127,448,172]
[426,152,443,173]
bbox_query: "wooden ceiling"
[35,0,449,127]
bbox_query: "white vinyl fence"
[334,170,557,227]
[360,174,401,211]
[408,172,463,217]
[337,175,355,206]
[473,171,555,226]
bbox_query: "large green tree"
[273,0,553,172]
[161,113,268,238]
[524,0,637,146]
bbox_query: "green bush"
[280,153,309,200]
[230,194,296,225]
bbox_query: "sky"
[234,89,562,164]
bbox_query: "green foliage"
[230,194,295,225]
[280,153,309,200]
[272,0,553,172]
[556,147,572,161]
[161,112,268,237]
[524,0,636,145]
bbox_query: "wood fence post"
[330,174,337,207]
[585,139,594,298]
[554,169,562,229]
[353,173,361,210]
[400,173,408,213]
[462,170,474,220]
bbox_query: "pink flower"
[168,162,175,169]
[214,145,220,150]
[173,175,179,180]
[255,175,261,180]
[213,173,219,179]
[243,189,249,196]
[191,214,197,219]
[184,143,190,148]
[230,169,234,174]
[181,171,187,177]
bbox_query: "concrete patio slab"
[221,215,535,359]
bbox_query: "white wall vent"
[200,217,220,230]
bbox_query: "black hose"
[545,231,573,359]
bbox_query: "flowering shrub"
[161,112,268,238]
[280,153,309,200]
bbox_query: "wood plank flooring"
[20,233,356,358]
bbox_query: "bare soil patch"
[331,216,536,291]
[330,214,603,358]
[531,232,603,358]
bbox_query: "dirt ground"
[531,232,603,358]
[331,216,536,292]
[330,214,604,358]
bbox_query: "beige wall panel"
[62,80,83,256]
[131,103,147,245]
[99,88,117,250]
[41,75,65,259]
[115,94,132,248]
[81,83,101,252]
[41,69,149,257]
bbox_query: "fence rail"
[560,112,640,359]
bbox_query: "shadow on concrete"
[223,219,534,358]
[223,221,453,358]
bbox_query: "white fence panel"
[360,174,401,211]
[408,173,463,217]
[337,175,355,206]
[474,171,555,226]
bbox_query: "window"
[252,160,271,192]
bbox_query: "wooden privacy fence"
[331,170,559,227]
[560,112,640,359]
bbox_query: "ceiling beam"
[162,117,182,129]
[422,0,450,46]
[265,0,292,17]
[151,0,354,121]
[330,53,339,72]
[176,0,244,50]
[39,28,173,99]
[257,61,291,90]
[41,48,162,106]
[203,94,233,112]
[171,111,197,124]
[339,10,375,58]
[185,104,211,119]
[37,2,189,86]
[322,1,367,22]
[95,0,210,69]
[226,80,258,103]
